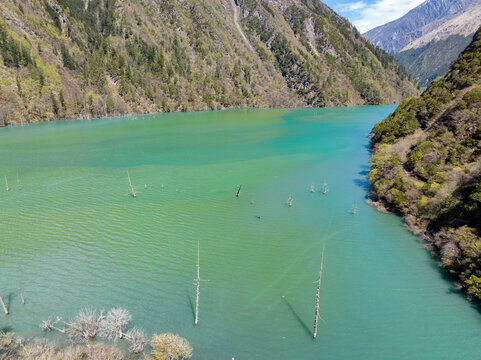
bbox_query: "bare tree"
[125,327,147,354]
[313,246,325,340]
[99,308,132,341]
[127,171,136,198]
[57,308,104,342]
[195,242,200,327]
[41,308,150,355]
[236,185,242,197]
[0,295,8,315]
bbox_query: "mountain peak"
[364,0,479,54]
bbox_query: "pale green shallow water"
[0,107,480,359]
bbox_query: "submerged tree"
[40,307,149,355]
[99,308,132,341]
[125,327,147,354]
[60,308,105,342]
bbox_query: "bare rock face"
[365,0,481,87]
[364,0,481,54]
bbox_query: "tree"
[99,308,132,341]
[125,327,147,354]
[40,307,151,355]
[467,275,481,299]
[54,308,105,342]
[150,333,193,360]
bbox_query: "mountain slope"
[394,33,474,86]
[0,0,416,126]
[369,27,481,302]
[364,0,479,54]
[364,0,481,87]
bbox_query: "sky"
[322,0,426,33]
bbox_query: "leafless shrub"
[99,308,132,342]
[17,338,57,359]
[0,331,13,350]
[54,342,125,360]
[125,327,147,354]
[37,307,155,356]
[18,341,124,360]
[59,308,104,342]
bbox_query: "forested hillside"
[0,0,416,125]
[394,34,474,87]
[369,27,481,301]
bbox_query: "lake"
[0,107,480,359]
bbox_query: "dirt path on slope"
[231,0,254,51]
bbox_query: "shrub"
[463,87,481,106]
[467,275,481,299]
[150,333,193,360]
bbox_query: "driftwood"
[236,185,242,198]
[40,319,66,333]
[0,295,8,315]
[313,246,325,340]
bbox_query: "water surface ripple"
[0,107,480,359]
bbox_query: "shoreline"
[366,194,481,306]
[0,103,400,129]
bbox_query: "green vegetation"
[241,0,415,107]
[395,34,475,87]
[369,27,481,302]
[150,333,193,360]
[0,0,416,126]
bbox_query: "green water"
[0,107,480,359]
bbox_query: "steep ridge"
[364,0,481,87]
[364,0,479,54]
[394,34,474,87]
[369,27,481,302]
[0,0,416,125]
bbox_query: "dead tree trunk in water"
[195,241,200,326]
[313,246,325,340]
[322,181,328,195]
[0,295,8,315]
[236,185,242,198]
[127,171,136,198]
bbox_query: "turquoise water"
[0,107,480,359]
